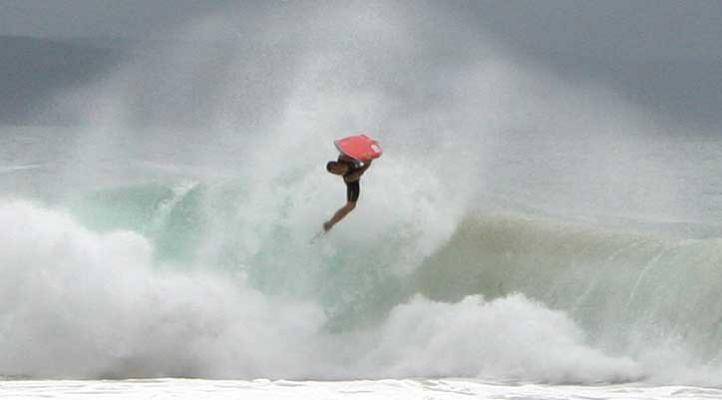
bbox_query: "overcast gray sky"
[1,0,721,128]
[3,1,720,64]
[0,0,235,38]
[2,1,720,47]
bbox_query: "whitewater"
[2,2,722,399]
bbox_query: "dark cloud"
[461,1,722,61]
[0,0,238,38]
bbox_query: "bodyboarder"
[323,154,372,232]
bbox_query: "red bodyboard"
[334,134,383,162]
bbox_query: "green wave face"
[67,181,412,331]
[69,182,205,263]
[67,181,722,367]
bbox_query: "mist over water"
[2,1,722,386]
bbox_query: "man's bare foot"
[323,221,333,232]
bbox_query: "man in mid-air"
[323,154,372,232]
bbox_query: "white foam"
[363,294,641,383]
[3,379,720,400]
[0,201,645,383]
[0,201,325,378]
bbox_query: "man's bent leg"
[324,201,356,232]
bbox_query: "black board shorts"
[346,180,360,202]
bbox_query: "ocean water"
[3,2,722,398]
[3,124,722,398]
